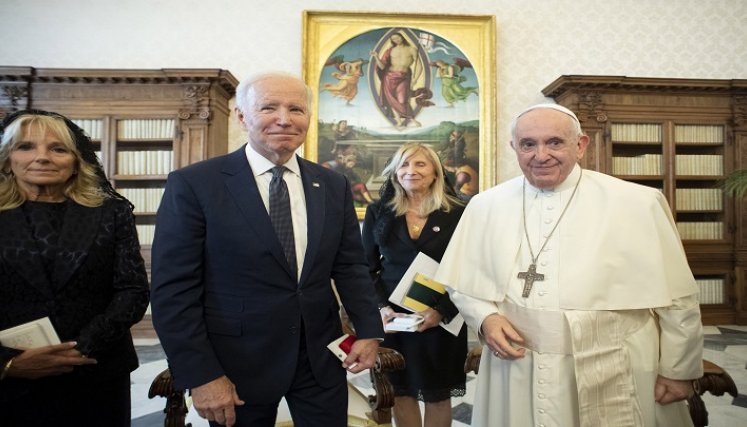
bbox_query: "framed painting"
[302,11,496,219]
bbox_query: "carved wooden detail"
[576,91,608,124]
[734,95,747,129]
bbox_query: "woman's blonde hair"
[380,142,463,216]
[0,114,106,210]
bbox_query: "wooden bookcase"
[0,66,238,281]
[543,75,747,325]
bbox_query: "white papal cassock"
[435,165,703,427]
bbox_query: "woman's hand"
[380,306,407,333]
[416,308,442,332]
[5,341,97,379]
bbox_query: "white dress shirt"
[245,144,307,280]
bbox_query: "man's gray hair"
[510,103,583,140]
[235,72,313,114]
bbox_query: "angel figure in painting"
[322,56,368,105]
[432,58,478,107]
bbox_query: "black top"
[362,201,467,401]
[0,198,149,402]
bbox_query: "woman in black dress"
[362,142,467,427]
[0,110,149,427]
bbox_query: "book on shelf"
[611,123,662,143]
[117,119,175,140]
[117,188,165,213]
[136,224,156,245]
[696,278,724,305]
[71,118,103,141]
[116,151,173,175]
[674,155,723,176]
[611,154,662,175]
[675,125,724,145]
[675,188,722,211]
[389,252,464,336]
[676,222,723,240]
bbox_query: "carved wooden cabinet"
[543,75,747,325]
[0,66,238,281]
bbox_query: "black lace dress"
[0,199,149,426]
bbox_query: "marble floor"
[131,325,747,426]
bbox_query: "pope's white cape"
[435,167,697,310]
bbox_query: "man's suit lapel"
[0,208,53,297]
[222,149,296,281]
[298,159,324,286]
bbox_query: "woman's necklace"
[518,170,582,297]
[406,208,427,237]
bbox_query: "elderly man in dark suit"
[151,73,384,427]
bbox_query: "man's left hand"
[654,375,695,404]
[343,338,380,373]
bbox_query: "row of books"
[611,154,724,176]
[611,123,662,143]
[117,119,175,140]
[136,224,156,246]
[117,188,165,213]
[674,125,724,145]
[611,154,662,175]
[676,222,723,240]
[697,278,725,305]
[117,150,173,176]
[71,119,104,140]
[611,123,724,145]
[675,188,723,211]
[675,155,723,176]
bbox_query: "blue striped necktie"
[269,166,297,277]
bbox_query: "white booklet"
[0,316,61,349]
[385,314,424,332]
[389,252,465,336]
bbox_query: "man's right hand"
[481,313,526,360]
[192,375,245,427]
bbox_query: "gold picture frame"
[302,10,496,219]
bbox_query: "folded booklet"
[385,314,424,332]
[389,252,465,336]
[327,334,358,369]
[0,316,61,349]
[402,273,447,312]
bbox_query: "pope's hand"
[654,375,695,404]
[481,313,526,360]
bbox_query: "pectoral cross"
[518,263,544,298]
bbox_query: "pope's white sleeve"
[654,293,704,380]
[449,289,500,340]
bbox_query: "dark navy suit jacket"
[150,146,383,404]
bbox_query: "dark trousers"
[3,373,131,427]
[211,334,348,427]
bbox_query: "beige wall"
[1,0,745,184]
